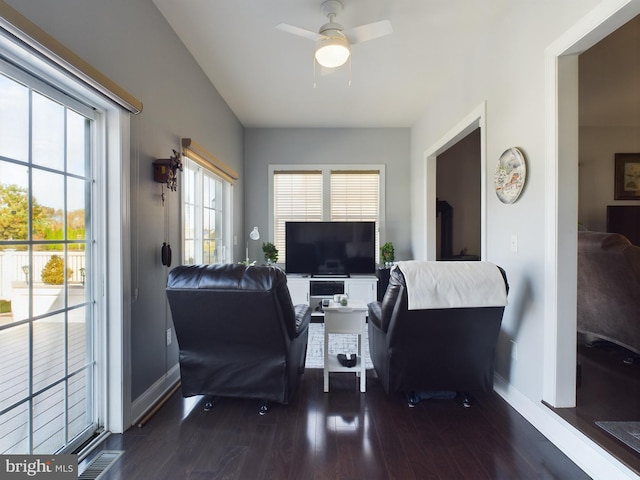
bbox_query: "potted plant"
[262,242,279,264]
[381,242,395,267]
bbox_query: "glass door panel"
[0,68,96,455]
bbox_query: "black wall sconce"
[153,149,183,204]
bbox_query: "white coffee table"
[323,300,368,393]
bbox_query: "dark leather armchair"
[367,261,508,406]
[166,264,311,414]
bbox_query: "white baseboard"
[130,363,181,428]
[494,374,639,480]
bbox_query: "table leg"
[359,331,366,392]
[324,329,329,392]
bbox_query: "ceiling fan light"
[315,36,350,68]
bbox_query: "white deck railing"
[0,251,86,299]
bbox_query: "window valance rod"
[0,0,143,114]
[182,138,239,184]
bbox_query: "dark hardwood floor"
[82,369,591,480]
[549,337,640,476]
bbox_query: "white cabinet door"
[286,278,309,305]
[345,279,376,303]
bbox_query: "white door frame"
[423,102,487,261]
[543,0,640,408]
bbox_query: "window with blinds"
[331,170,380,260]
[272,168,382,265]
[273,170,322,263]
[330,170,380,221]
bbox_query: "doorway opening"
[436,128,481,261]
[424,102,486,262]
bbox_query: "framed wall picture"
[614,153,640,200]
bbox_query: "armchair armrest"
[294,304,311,338]
[367,301,384,331]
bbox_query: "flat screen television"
[285,221,376,276]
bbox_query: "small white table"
[323,300,368,393]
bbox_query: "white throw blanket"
[394,261,508,310]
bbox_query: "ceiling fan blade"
[345,19,392,45]
[276,23,323,42]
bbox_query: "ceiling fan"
[276,0,392,69]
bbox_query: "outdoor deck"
[0,316,90,454]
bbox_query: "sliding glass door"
[0,63,97,454]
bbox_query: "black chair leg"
[301,342,309,374]
[203,396,215,412]
[623,353,639,365]
[259,400,270,416]
[407,392,419,408]
[462,392,471,408]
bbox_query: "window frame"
[268,164,386,265]
[0,57,128,452]
[0,60,99,455]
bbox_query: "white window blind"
[331,170,380,261]
[273,170,322,263]
[330,170,380,221]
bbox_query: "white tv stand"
[286,275,377,318]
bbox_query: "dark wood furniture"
[607,205,640,245]
[375,267,390,301]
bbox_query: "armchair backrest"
[167,263,297,339]
[166,264,306,403]
[369,261,508,395]
[380,261,509,334]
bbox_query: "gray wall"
[7,0,245,404]
[244,128,411,262]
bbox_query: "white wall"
[411,1,601,405]
[6,0,244,418]
[244,128,411,262]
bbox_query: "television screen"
[285,221,376,276]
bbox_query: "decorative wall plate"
[494,147,526,204]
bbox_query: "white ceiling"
[152,0,510,128]
[151,0,639,129]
